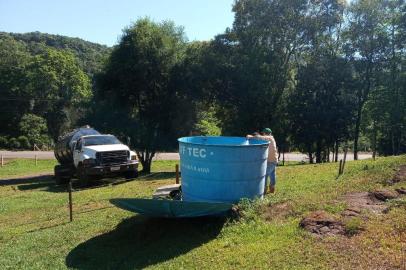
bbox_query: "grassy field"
[0,159,57,178]
[0,156,405,269]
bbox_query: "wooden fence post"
[341,147,348,175]
[175,164,180,184]
[338,145,348,177]
[35,155,38,166]
[68,180,73,222]
[1,155,3,167]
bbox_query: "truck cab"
[54,128,139,184]
[73,134,138,179]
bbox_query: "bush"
[17,136,31,150]
[19,114,50,146]
[8,138,21,149]
[0,136,8,149]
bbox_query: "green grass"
[0,159,57,178]
[0,156,405,269]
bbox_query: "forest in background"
[0,0,405,169]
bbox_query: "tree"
[288,0,354,163]
[95,18,187,173]
[289,55,356,163]
[379,0,406,155]
[0,36,32,136]
[360,0,406,156]
[29,48,92,141]
[217,0,308,136]
[344,0,388,159]
[193,107,222,136]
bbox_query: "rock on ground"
[388,165,406,185]
[395,187,406,194]
[341,192,388,214]
[299,211,345,236]
[371,189,399,201]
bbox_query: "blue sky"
[0,0,235,46]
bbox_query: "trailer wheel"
[77,164,88,184]
[54,165,70,185]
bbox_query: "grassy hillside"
[0,156,405,269]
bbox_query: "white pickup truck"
[54,127,139,184]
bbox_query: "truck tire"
[54,165,70,185]
[125,169,138,179]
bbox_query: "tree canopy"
[93,18,187,172]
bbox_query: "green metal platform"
[110,198,233,218]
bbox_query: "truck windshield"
[83,136,121,146]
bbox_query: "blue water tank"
[178,136,269,203]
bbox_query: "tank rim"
[178,136,269,147]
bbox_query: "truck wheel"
[54,165,70,185]
[125,170,138,179]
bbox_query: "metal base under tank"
[110,198,233,218]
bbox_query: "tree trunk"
[335,141,339,162]
[308,152,314,164]
[315,141,322,163]
[391,131,395,156]
[282,150,285,166]
[354,102,362,160]
[397,129,401,156]
[136,149,155,173]
[372,122,377,160]
[327,147,330,162]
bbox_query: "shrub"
[19,114,50,146]
[17,136,31,150]
[0,136,8,149]
[8,138,21,149]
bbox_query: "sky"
[0,0,235,46]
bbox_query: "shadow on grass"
[2,171,175,193]
[140,171,177,180]
[0,174,137,192]
[0,174,65,192]
[66,215,225,269]
[0,174,54,186]
[278,162,308,167]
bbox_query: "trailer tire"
[77,163,88,184]
[54,165,70,185]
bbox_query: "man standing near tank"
[246,128,278,194]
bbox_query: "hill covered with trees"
[1,31,111,77]
[0,32,107,149]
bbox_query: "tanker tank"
[54,127,100,165]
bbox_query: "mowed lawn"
[0,156,405,269]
